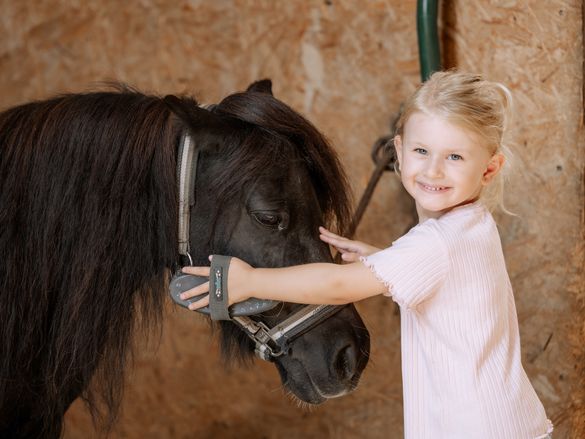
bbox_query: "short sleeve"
[361,221,449,309]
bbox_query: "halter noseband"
[172,132,346,361]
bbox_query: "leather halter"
[177,133,198,263]
[174,132,345,361]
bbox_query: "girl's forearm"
[248,262,383,305]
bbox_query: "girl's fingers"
[181,266,211,277]
[180,280,210,300]
[318,226,332,235]
[179,266,211,300]
[188,294,210,311]
[319,231,346,245]
[319,227,359,253]
[320,233,355,252]
[341,252,360,262]
[319,226,345,240]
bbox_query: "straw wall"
[0,0,582,437]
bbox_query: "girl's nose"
[424,157,444,178]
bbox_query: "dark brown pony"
[0,81,370,438]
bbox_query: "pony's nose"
[332,343,358,382]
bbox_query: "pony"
[0,79,370,438]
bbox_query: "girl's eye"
[414,148,427,155]
[448,154,463,161]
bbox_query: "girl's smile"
[417,182,450,192]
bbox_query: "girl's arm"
[181,257,385,310]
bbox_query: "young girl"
[182,71,553,438]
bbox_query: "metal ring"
[370,136,395,171]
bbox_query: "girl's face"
[395,111,503,222]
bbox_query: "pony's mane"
[0,89,182,433]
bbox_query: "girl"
[181,71,553,438]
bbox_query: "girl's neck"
[416,197,481,224]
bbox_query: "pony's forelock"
[213,91,353,235]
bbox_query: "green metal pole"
[417,0,441,82]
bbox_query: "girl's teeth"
[423,184,445,191]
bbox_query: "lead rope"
[346,137,396,239]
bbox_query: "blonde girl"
[182,71,553,439]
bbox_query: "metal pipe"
[417,0,442,81]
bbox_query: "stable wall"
[0,1,583,438]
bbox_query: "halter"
[173,132,346,361]
[177,132,197,264]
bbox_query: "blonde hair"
[395,70,514,213]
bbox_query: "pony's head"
[165,80,370,403]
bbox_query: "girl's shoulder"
[441,200,490,221]
[433,201,495,231]
[433,201,500,249]
[405,202,497,247]
[396,217,447,252]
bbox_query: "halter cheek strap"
[177,133,198,262]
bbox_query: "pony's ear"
[164,95,216,129]
[246,79,273,95]
[164,95,233,152]
[164,94,231,132]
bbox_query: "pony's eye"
[251,211,288,231]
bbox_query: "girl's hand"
[179,256,254,311]
[319,226,381,262]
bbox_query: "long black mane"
[0,85,352,435]
[0,90,181,434]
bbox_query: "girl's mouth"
[418,182,450,192]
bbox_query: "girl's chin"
[416,200,465,218]
[418,197,478,216]
[418,202,452,213]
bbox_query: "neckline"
[442,199,484,217]
[417,200,484,226]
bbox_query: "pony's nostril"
[334,344,357,381]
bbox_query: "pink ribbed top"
[361,201,552,439]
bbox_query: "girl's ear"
[482,153,505,185]
[394,135,403,169]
